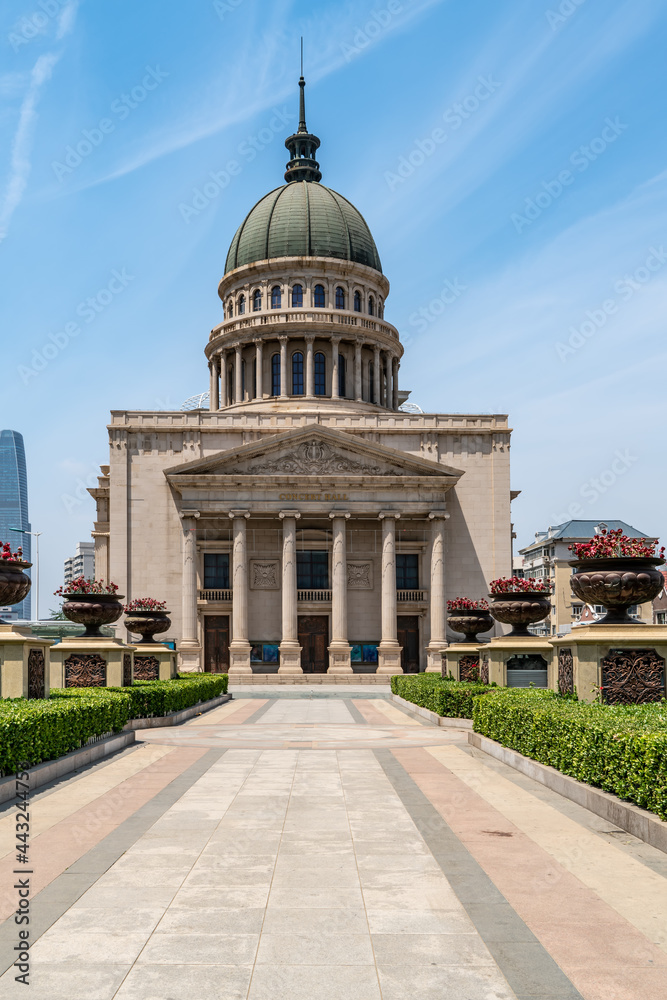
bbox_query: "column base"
[278,641,303,674]
[327,642,352,674]
[228,641,252,677]
[377,642,403,675]
[425,641,448,673]
[177,643,201,673]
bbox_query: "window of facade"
[291,284,303,307]
[335,286,345,309]
[354,290,362,312]
[227,300,233,319]
[314,284,326,307]
[271,353,281,396]
[252,359,257,399]
[241,359,246,398]
[368,361,375,403]
[338,353,346,397]
[292,352,304,395]
[204,553,229,589]
[368,295,375,316]
[252,289,262,312]
[396,553,419,589]
[227,367,233,403]
[297,551,329,589]
[657,611,667,625]
[238,293,246,315]
[314,352,326,395]
[271,285,281,309]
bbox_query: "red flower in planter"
[447,598,490,612]
[489,577,552,595]
[124,598,167,612]
[54,577,120,596]
[0,541,24,563]
[569,528,664,560]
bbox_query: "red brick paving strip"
[0,747,206,921]
[218,699,269,724]
[392,748,667,1000]
[352,699,392,725]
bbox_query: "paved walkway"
[1,691,666,999]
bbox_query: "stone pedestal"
[443,643,484,681]
[133,644,177,682]
[484,635,554,689]
[0,625,53,699]
[49,637,137,690]
[550,624,667,704]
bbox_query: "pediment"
[165,425,463,481]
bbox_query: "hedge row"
[0,675,228,777]
[390,673,494,719]
[473,689,667,821]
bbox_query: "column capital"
[279,510,301,520]
[180,510,200,520]
[331,335,341,345]
[429,511,450,521]
[278,334,289,344]
[304,334,315,344]
[228,509,250,520]
[329,511,351,520]
[378,511,401,520]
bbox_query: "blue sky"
[1,0,667,612]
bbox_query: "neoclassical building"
[90,76,513,677]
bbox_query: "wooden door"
[204,616,230,673]
[398,615,420,673]
[298,616,329,673]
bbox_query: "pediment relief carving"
[229,439,408,477]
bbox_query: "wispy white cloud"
[63,0,448,192]
[0,52,60,242]
[56,0,80,40]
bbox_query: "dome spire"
[284,40,322,183]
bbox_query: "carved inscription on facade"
[250,560,279,590]
[347,562,372,590]
[65,654,106,688]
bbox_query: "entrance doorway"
[298,616,329,673]
[204,615,230,673]
[398,616,420,673]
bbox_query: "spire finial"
[284,38,322,183]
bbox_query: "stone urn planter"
[125,609,171,644]
[62,593,124,638]
[489,592,552,638]
[447,608,494,644]
[569,558,664,625]
[0,560,32,623]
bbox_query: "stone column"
[220,351,228,408]
[328,513,352,673]
[278,511,302,673]
[377,512,402,674]
[331,337,340,398]
[373,346,381,406]
[354,340,363,401]
[279,337,288,397]
[426,512,450,672]
[178,511,201,672]
[228,510,252,676]
[235,346,243,403]
[392,356,399,411]
[209,360,219,411]
[305,336,315,397]
[255,341,263,399]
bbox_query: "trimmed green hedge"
[0,675,228,777]
[473,688,667,821]
[390,673,494,719]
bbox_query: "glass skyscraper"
[0,430,31,619]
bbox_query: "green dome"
[225,181,382,275]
